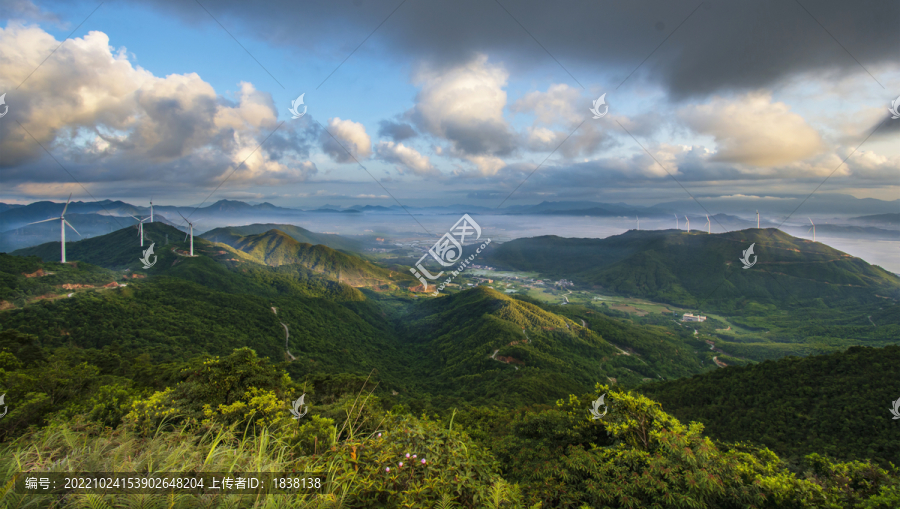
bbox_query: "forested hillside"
[485,229,900,312]
[640,345,900,467]
[2,239,900,507]
[210,228,416,288]
[200,223,365,253]
[397,287,716,407]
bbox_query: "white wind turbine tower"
[674,213,679,229]
[149,197,154,223]
[808,217,816,242]
[705,214,710,234]
[685,215,690,232]
[27,193,80,263]
[636,216,640,230]
[756,210,760,229]
[177,211,196,256]
[130,215,150,247]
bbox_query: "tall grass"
[0,420,338,509]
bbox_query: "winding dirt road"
[272,307,296,360]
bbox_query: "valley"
[1,222,898,507]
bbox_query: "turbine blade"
[61,193,72,216]
[64,220,81,236]
[27,217,61,225]
[184,231,189,241]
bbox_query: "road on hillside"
[271,307,297,360]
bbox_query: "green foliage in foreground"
[2,373,899,508]
[640,345,900,468]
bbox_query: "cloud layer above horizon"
[1,0,898,211]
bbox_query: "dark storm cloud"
[378,120,418,142]
[130,0,896,98]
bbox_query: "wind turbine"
[808,217,816,242]
[636,216,640,230]
[130,215,150,247]
[756,210,760,229]
[26,193,80,263]
[705,214,710,234]
[177,211,196,256]
[675,213,679,229]
[149,197,154,223]
[685,215,690,233]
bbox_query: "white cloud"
[511,84,614,158]
[0,23,316,187]
[375,141,438,176]
[512,84,582,125]
[321,117,372,163]
[678,92,824,167]
[411,54,515,159]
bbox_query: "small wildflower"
[378,433,382,438]
[399,462,404,467]
[385,467,390,472]
[413,454,417,458]
[421,459,427,465]
[405,453,410,458]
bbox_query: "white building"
[682,313,706,322]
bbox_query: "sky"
[1,0,898,212]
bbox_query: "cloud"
[513,84,583,126]
[126,0,897,98]
[678,93,824,167]
[5,0,61,24]
[320,117,372,163]
[411,55,516,159]
[512,84,615,158]
[0,23,317,189]
[378,119,417,141]
[375,141,438,176]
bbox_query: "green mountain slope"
[398,287,714,407]
[486,229,900,312]
[214,229,417,289]
[201,223,364,253]
[640,345,900,467]
[0,252,414,389]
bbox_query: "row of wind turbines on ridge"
[26,195,201,263]
[635,214,712,234]
[635,210,817,241]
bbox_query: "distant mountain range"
[849,213,900,227]
[0,213,179,254]
[2,194,897,253]
[3,193,895,222]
